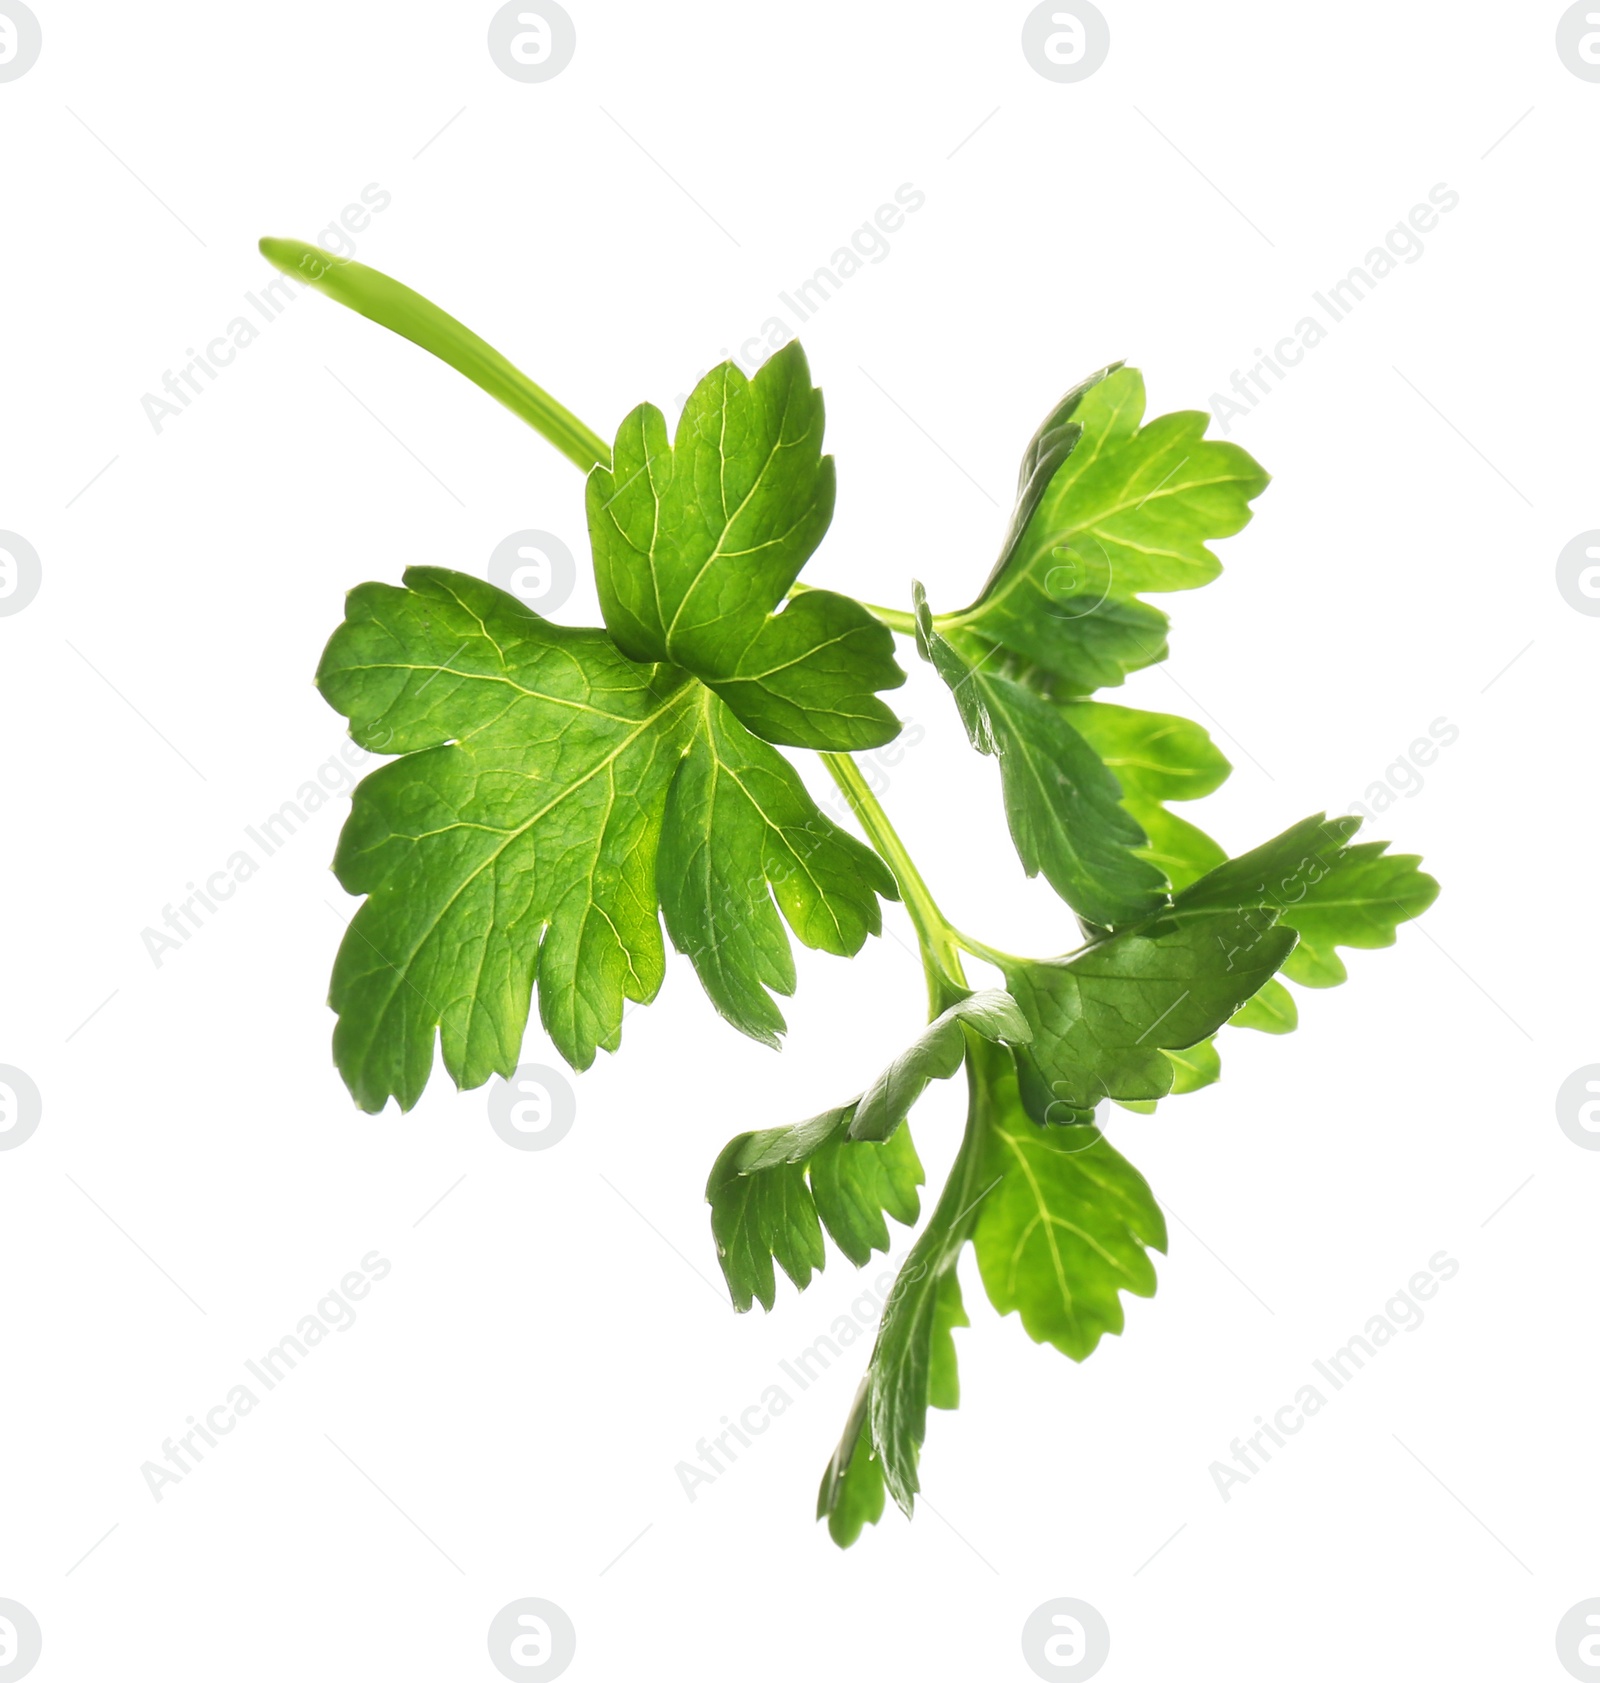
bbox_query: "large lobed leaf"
[318,568,895,1110]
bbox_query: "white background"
[1,2,1593,1678]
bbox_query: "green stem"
[950,929,1031,972]
[789,581,917,636]
[858,601,919,636]
[820,752,967,1012]
[258,239,613,473]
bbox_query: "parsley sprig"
[262,237,1437,1545]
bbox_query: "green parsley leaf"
[1166,1036,1222,1092]
[1005,906,1298,1114]
[859,1187,973,1516]
[706,992,1026,1309]
[587,344,905,751]
[1126,802,1229,894]
[318,568,893,1109]
[849,989,1031,1142]
[1063,701,1231,808]
[818,1380,889,1547]
[1113,1038,1221,1113]
[658,688,897,1047]
[1276,839,1441,987]
[821,1036,1163,1524]
[706,1107,922,1314]
[935,364,1269,697]
[1003,814,1380,1116]
[1064,698,1233,895]
[1229,977,1299,1034]
[815,1250,985,1547]
[1107,817,1438,1113]
[910,366,1267,925]
[1173,811,1359,912]
[972,1093,1166,1361]
[914,584,1167,929]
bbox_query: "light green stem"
[790,580,917,636]
[950,929,1032,971]
[820,752,967,1013]
[857,601,919,635]
[258,239,613,472]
